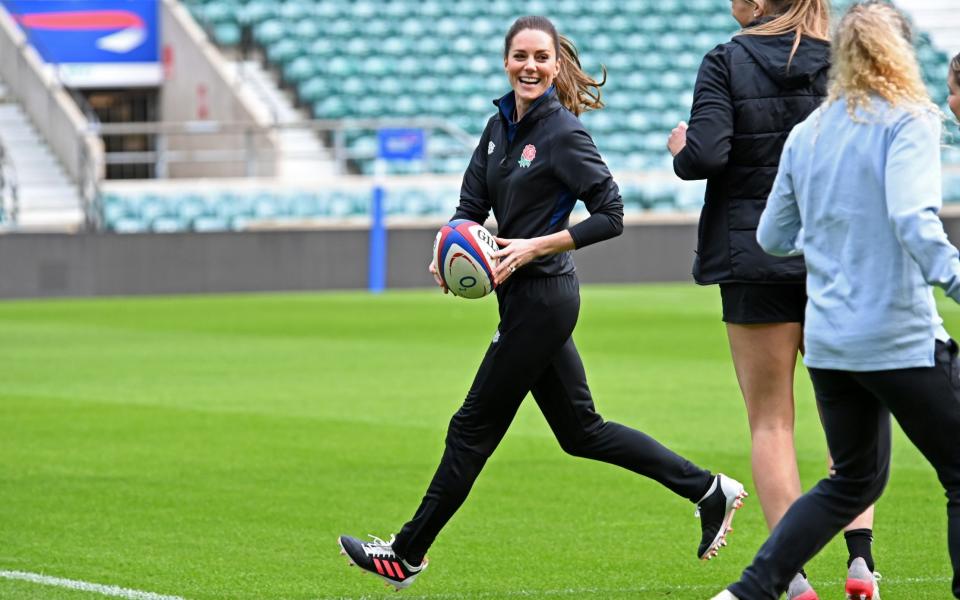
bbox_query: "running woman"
[668,2,874,596]
[338,15,746,592]
[712,3,960,598]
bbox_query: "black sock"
[697,475,716,502]
[798,568,807,579]
[401,551,424,567]
[844,528,874,572]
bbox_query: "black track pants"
[730,340,960,599]
[391,274,713,563]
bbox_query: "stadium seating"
[183,0,736,175]
[99,1,958,232]
[182,0,954,172]
[98,179,714,233]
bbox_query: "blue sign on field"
[377,128,425,161]
[1,0,159,64]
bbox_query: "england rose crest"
[518,144,537,168]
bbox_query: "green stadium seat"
[253,193,286,218]
[197,0,235,25]
[323,56,351,77]
[112,217,149,233]
[265,38,300,64]
[192,216,231,232]
[292,20,320,40]
[253,19,285,45]
[212,22,241,45]
[241,0,276,24]
[282,56,315,84]
[278,2,309,22]
[214,192,254,219]
[151,216,187,233]
[289,192,322,218]
[307,38,335,57]
[313,97,349,119]
[297,77,327,105]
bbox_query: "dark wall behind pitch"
[0,221,697,298]
[3,216,960,299]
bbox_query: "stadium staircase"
[227,57,337,180]
[0,76,85,231]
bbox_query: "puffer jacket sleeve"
[757,129,804,257]
[674,46,734,180]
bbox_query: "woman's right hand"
[428,260,448,294]
[667,121,688,156]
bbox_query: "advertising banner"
[1,0,161,87]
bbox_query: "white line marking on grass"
[0,570,187,600]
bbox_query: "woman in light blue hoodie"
[712,3,960,599]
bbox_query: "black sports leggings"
[391,273,713,563]
[730,340,960,599]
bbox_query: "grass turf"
[0,284,954,599]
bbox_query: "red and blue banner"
[2,0,161,87]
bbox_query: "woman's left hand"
[492,237,543,285]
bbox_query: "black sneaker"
[695,474,747,560]
[338,534,427,590]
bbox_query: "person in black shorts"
[336,15,747,592]
[668,0,875,596]
[713,5,960,598]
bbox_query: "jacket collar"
[744,15,776,29]
[493,86,560,125]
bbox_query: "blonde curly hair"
[827,2,937,118]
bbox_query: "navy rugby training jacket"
[674,23,830,285]
[453,87,624,279]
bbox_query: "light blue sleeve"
[885,111,960,303]
[757,129,803,257]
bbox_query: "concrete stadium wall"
[0,218,697,298]
[3,214,960,299]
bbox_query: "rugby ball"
[432,219,499,299]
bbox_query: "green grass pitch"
[0,284,955,599]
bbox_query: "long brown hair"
[503,16,606,116]
[738,0,831,68]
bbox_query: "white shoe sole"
[338,537,424,591]
[701,476,748,561]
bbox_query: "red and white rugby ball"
[432,219,499,299]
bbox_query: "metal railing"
[88,117,476,177]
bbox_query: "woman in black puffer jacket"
[668,1,877,596]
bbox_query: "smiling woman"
[337,14,748,594]
[502,16,606,120]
